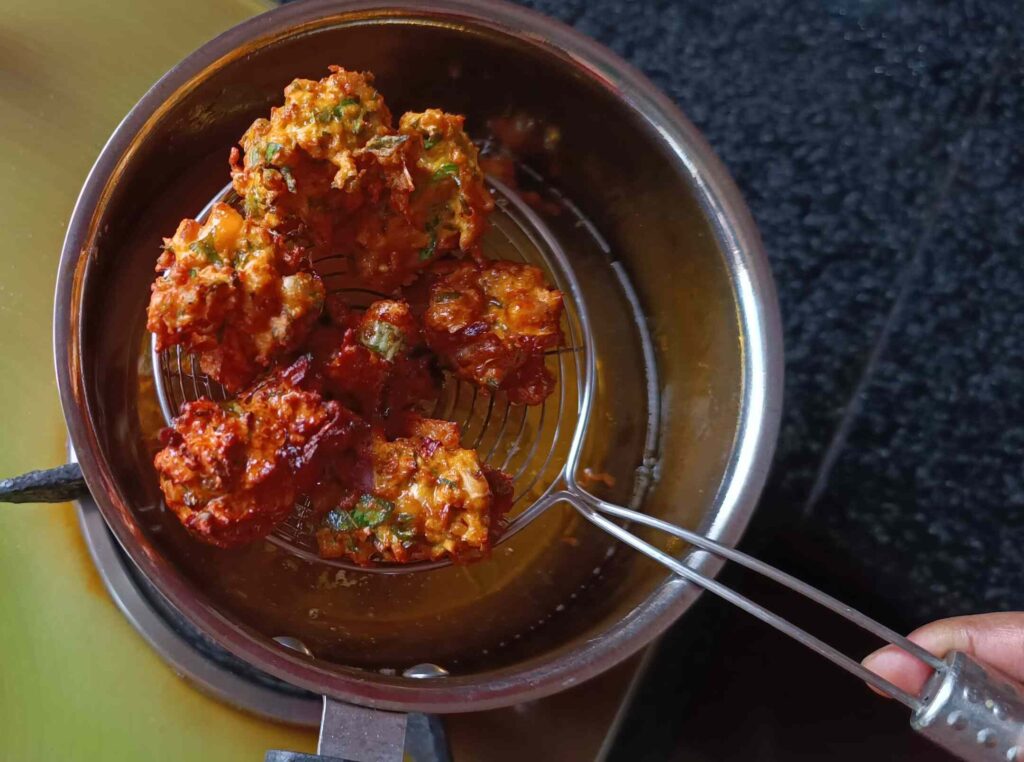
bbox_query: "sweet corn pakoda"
[315,416,513,565]
[153,356,365,548]
[306,297,439,425]
[231,69,494,292]
[423,259,563,404]
[147,203,325,391]
[229,68,394,260]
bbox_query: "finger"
[862,612,1024,699]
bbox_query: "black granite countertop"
[499,0,1023,759]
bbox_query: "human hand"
[863,612,1024,697]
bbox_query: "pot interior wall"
[75,13,742,679]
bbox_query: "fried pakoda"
[245,67,392,190]
[334,109,494,291]
[398,109,493,255]
[315,416,513,564]
[154,357,365,548]
[305,297,439,425]
[230,68,395,260]
[147,203,325,391]
[230,68,494,292]
[423,259,564,404]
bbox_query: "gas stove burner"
[74,479,322,727]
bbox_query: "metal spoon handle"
[560,491,1024,761]
[913,652,1024,761]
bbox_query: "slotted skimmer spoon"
[3,175,1022,762]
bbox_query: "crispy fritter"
[399,109,493,254]
[315,416,513,564]
[147,204,240,353]
[154,357,365,548]
[230,136,344,262]
[423,259,564,404]
[305,297,439,424]
[328,109,492,292]
[334,109,495,292]
[253,67,392,189]
[147,203,325,391]
[231,68,494,292]
[230,68,395,260]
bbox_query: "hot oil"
[136,151,657,673]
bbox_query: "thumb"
[862,612,1024,698]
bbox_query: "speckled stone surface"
[511,0,1012,510]
[494,0,1024,759]
[818,45,1024,621]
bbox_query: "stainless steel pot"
[51,0,781,724]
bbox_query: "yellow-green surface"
[0,1,319,758]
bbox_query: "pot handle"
[265,698,451,762]
[0,463,88,503]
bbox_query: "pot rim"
[53,0,783,713]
